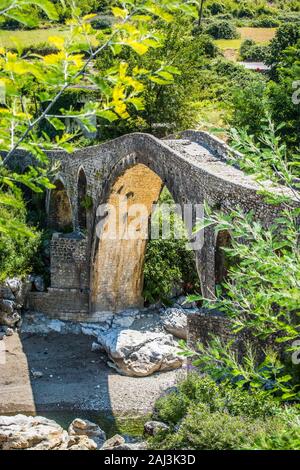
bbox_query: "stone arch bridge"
[25,130,294,322]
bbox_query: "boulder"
[0,299,21,327]
[68,418,106,449]
[101,434,125,450]
[30,275,45,292]
[64,435,97,450]
[162,308,187,340]
[5,278,23,295]
[144,420,169,436]
[97,329,183,377]
[0,414,68,450]
[112,441,148,450]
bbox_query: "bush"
[143,188,200,303]
[150,373,300,450]
[235,7,255,19]
[239,39,269,61]
[0,190,40,282]
[207,2,226,15]
[251,427,300,450]
[252,16,280,28]
[205,20,239,39]
[154,407,272,450]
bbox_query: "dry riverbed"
[0,332,184,435]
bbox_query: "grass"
[215,27,276,61]
[0,27,68,49]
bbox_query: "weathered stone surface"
[0,415,102,450]
[162,308,188,340]
[0,299,20,327]
[0,414,67,450]
[30,275,45,292]
[144,420,169,436]
[97,329,183,377]
[64,435,97,450]
[19,130,296,322]
[112,441,147,450]
[4,327,14,336]
[68,418,106,449]
[101,434,125,450]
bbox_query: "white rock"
[0,299,21,327]
[144,420,169,436]
[91,341,103,352]
[49,319,64,333]
[162,308,188,340]
[97,329,183,377]
[31,370,44,379]
[68,418,106,449]
[4,327,14,336]
[0,414,67,450]
[112,315,135,328]
[5,278,22,294]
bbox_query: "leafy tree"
[184,121,300,401]
[0,0,198,276]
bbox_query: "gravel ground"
[0,332,186,416]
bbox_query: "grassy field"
[0,26,277,50]
[215,27,276,60]
[0,27,68,49]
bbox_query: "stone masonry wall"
[20,131,298,322]
[50,234,89,290]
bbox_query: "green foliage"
[0,188,40,281]
[185,122,300,402]
[143,187,200,303]
[150,373,299,450]
[251,426,300,450]
[239,38,269,61]
[0,0,199,265]
[96,15,219,138]
[205,19,239,39]
[267,22,300,71]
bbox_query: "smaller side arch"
[77,167,88,231]
[47,178,73,232]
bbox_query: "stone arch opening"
[77,168,87,231]
[90,162,201,314]
[91,163,164,313]
[48,179,73,232]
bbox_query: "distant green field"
[215,27,276,49]
[0,27,69,49]
[0,25,277,52]
[215,27,276,61]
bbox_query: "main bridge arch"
[27,131,296,321]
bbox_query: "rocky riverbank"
[0,414,152,450]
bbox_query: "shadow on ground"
[0,332,181,436]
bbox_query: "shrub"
[252,16,280,28]
[207,2,226,15]
[151,405,284,450]
[0,190,40,281]
[239,39,269,61]
[143,188,200,303]
[250,427,300,450]
[154,390,190,426]
[235,6,255,19]
[149,373,299,450]
[205,20,239,39]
